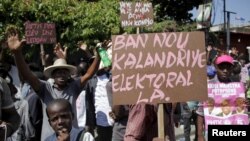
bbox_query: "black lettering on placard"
[120,2,154,27]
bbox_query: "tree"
[0,0,203,61]
[151,0,203,23]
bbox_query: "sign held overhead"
[25,22,56,44]
[120,2,154,27]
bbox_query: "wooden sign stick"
[158,104,165,139]
[153,104,165,141]
[40,44,45,66]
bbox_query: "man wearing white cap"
[7,31,100,141]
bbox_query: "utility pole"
[225,10,236,52]
[223,0,226,32]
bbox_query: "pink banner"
[204,82,249,130]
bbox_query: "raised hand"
[207,45,212,52]
[231,47,238,56]
[54,43,67,59]
[7,33,25,52]
[78,42,88,51]
[77,41,95,59]
[109,111,116,121]
[102,40,112,49]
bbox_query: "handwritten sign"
[120,2,153,27]
[204,82,249,131]
[112,32,208,105]
[25,22,56,44]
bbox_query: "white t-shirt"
[94,74,114,126]
[9,65,22,97]
[76,90,87,128]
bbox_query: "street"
[175,124,196,141]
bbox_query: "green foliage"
[151,0,203,23]
[0,0,203,60]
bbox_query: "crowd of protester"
[0,27,250,141]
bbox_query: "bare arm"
[79,40,114,87]
[7,34,41,92]
[197,114,205,141]
[80,53,100,87]
[206,45,212,63]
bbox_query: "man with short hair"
[46,98,94,141]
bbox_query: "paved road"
[175,124,196,141]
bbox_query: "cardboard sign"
[204,82,249,131]
[120,2,153,27]
[112,32,208,105]
[25,22,56,44]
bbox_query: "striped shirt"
[124,103,175,141]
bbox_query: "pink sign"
[25,22,56,44]
[204,82,249,130]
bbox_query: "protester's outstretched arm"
[197,114,205,141]
[80,49,100,87]
[7,33,41,92]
